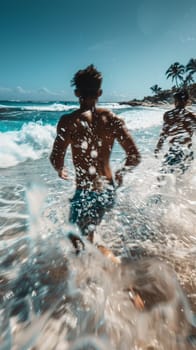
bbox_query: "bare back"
[51,107,139,190]
[163,108,195,145]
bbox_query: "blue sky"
[0,0,196,101]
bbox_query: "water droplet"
[89,166,96,175]
[91,150,98,158]
[81,141,88,150]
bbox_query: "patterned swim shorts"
[69,188,116,235]
[161,145,194,175]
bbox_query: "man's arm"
[50,116,71,179]
[154,113,169,156]
[114,118,141,186]
[191,112,196,131]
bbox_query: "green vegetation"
[150,58,196,101]
[165,62,184,87]
[150,85,162,95]
[120,58,196,106]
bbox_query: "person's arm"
[50,116,71,180]
[114,117,141,186]
[191,112,196,132]
[154,113,169,156]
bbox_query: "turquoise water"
[0,101,165,167]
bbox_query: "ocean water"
[0,101,196,349]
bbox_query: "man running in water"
[155,89,196,175]
[50,65,140,245]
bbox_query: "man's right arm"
[113,116,141,186]
[50,116,71,179]
[191,112,196,132]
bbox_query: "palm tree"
[183,73,194,87]
[165,62,185,87]
[150,84,162,95]
[186,58,196,79]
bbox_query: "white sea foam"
[0,102,77,112]
[98,102,132,109]
[21,103,77,112]
[0,123,55,168]
[0,103,196,349]
[0,107,162,168]
[22,101,133,112]
[121,107,165,130]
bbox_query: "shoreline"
[119,99,196,109]
[118,100,172,108]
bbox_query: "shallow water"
[0,102,196,349]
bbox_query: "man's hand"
[58,167,69,180]
[115,169,123,187]
[115,166,133,187]
[115,169,124,187]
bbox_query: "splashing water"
[0,104,196,349]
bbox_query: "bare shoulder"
[163,110,169,122]
[96,107,125,126]
[192,112,196,122]
[186,109,196,121]
[180,109,196,128]
[96,107,115,116]
[59,110,80,123]
[57,110,80,130]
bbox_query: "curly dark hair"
[71,64,102,97]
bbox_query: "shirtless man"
[50,65,140,245]
[154,89,196,175]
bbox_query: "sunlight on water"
[0,106,195,349]
[1,167,195,349]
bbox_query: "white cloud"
[0,87,13,100]
[0,86,66,101]
[102,90,131,102]
[180,36,195,43]
[0,87,12,93]
[15,86,30,94]
[38,87,62,96]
